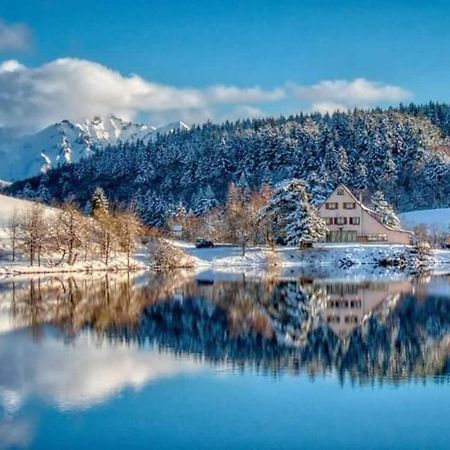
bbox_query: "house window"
[334,217,347,225]
[349,217,360,225]
[325,202,338,210]
[325,217,334,225]
[345,315,358,324]
[343,202,356,209]
[327,315,340,323]
[337,188,345,195]
[367,234,388,241]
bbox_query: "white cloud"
[0,58,283,131]
[0,19,32,52]
[207,85,285,103]
[0,57,412,131]
[226,105,267,121]
[0,60,24,73]
[288,78,411,111]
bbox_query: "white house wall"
[318,185,412,245]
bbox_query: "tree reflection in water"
[2,271,450,384]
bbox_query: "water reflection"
[1,271,450,386]
[1,272,450,449]
[0,330,201,412]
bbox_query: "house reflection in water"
[316,280,412,337]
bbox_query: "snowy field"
[400,208,450,232]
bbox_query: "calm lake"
[1,270,450,449]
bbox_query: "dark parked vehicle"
[195,239,214,248]
[196,279,215,286]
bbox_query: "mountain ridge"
[0,116,190,181]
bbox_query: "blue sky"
[0,0,449,129]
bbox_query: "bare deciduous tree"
[95,214,116,266]
[219,183,272,255]
[7,209,20,262]
[115,209,142,269]
[20,204,47,266]
[53,203,87,265]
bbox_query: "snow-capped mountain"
[78,115,156,146]
[0,116,189,181]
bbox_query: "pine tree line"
[6,103,450,227]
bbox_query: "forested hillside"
[5,102,450,227]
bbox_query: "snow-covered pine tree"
[259,179,326,245]
[308,171,333,206]
[90,187,109,218]
[20,183,36,199]
[35,183,51,202]
[143,193,169,228]
[173,201,187,220]
[193,185,218,216]
[285,205,327,245]
[353,159,368,190]
[370,190,401,229]
[236,172,251,201]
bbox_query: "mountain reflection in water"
[1,271,450,383]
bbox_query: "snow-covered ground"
[400,208,450,232]
[176,241,450,278]
[175,241,269,268]
[0,193,57,227]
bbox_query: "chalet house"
[318,184,412,244]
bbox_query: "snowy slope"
[399,208,450,232]
[0,116,190,181]
[0,193,56,227]
[0,194,57,267]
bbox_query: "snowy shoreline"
[1,241,450,278]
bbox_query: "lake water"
[1,270,450,449]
